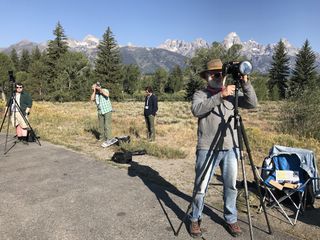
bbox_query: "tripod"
[175,78,272,239]
[0,76,40,154]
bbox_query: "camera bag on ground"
[27,129,37,142]
[116,135,130,145]
[111,149,146,164]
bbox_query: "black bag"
[116,135,131,145]
[112,152,132,164]
[111,149,146,164]
[27,130,37,142]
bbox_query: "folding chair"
[257,145,320,225]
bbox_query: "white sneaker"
[101,138,118,148]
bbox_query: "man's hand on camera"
[241,75,248,82]
[95,86,102,92]
[221,85,236,98]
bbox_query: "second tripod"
[0,72,40,154]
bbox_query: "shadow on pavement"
[127,160,225,236]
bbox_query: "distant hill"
[1,32,319,74]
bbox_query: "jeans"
[98,111,112,140]
[190,148,239,224]
[144,115,155,141]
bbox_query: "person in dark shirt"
[5,82,32,143]
[144,86,158,141]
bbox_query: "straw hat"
[200,59,223,79]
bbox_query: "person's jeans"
[144,115,155,141]
[98,111,112,140]
[190,148,239,224]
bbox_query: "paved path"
[0,135,299,240]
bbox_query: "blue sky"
[1,0,320,52]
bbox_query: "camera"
[8,71,15,83]
[96,82,101,88]
[222,61,253,79]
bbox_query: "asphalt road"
[0,135,299,240]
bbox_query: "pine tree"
[289,39,317,97]
[95,27,123,101]
[0,53,14,101]
[31,46,42,62]
[268,40,290,99]
[152,68,168,95]
[47,22,68,63]
[45,22,69,99]
[20,49,31,72]
[185,72,205,101]
[165,65,184,93]
[122,64,141,95]
[10,48,20,72]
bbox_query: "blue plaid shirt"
[95,89,112,114]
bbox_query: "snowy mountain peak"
[66,35,99,49]
[223,32,241,49]
[157,38,209,57]
[83,34,99,44]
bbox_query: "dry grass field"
[1,100,320,239]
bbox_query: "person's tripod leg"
[238,116,272,234]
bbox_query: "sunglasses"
[208,71,222,78]
[16,86,23,89]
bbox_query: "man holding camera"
[189,59,257,238]
[5,82,32,143]
[91,82,112,147]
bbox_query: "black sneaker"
[226,222,242,237]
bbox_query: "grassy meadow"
[2,100,320,170]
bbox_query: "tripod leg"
[239,117,272,234]
[235,116,254,240]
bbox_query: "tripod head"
[8,71,15,83]
[7,71,16,98]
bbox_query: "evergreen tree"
[289,39,317,97]
[122,64,141,94]
[10,48,20,72]
[0,53,14,101]
[267,40,290,99]
[152,68,167,95]
[20,49,31,72]
[165,65,184,93]
[95,27,123,101]
[31,46,42,62]
[47,22,69,63]
[53,52,91,101]
[45,22,69,98]
[185,72,205,101]
[222,44,243,62]
[27,57,50,100]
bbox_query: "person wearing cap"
[189,59,257,238]
[91,82,112,147]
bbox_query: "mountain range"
[1,32,319,74]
